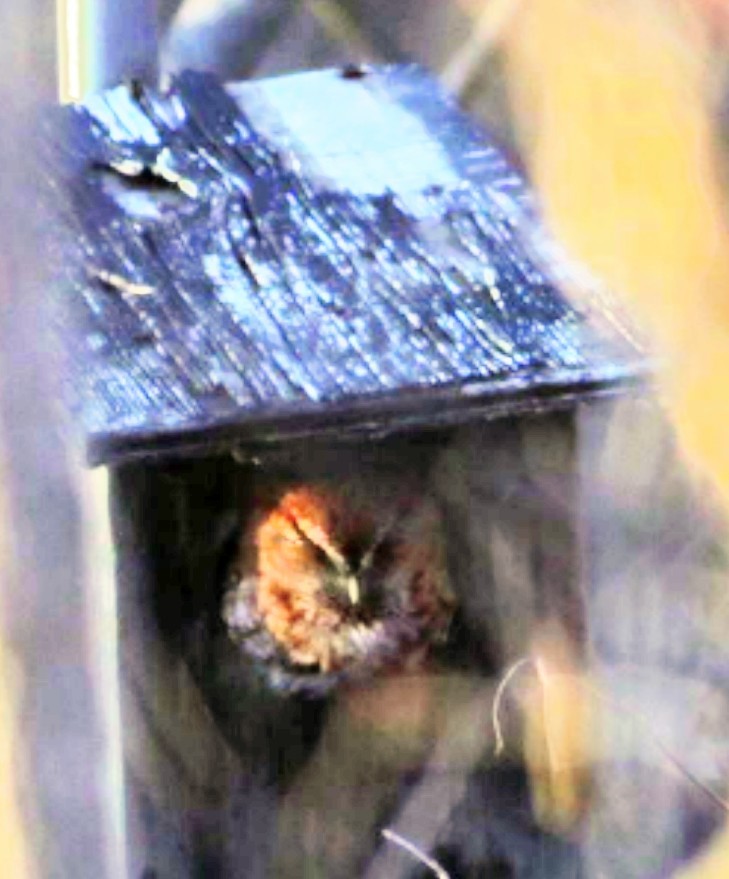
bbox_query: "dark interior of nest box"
[109,409,584,878]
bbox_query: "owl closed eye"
[222,483,454,696]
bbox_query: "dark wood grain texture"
[46,66,646,466]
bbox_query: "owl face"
[223,483,453,695]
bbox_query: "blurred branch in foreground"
[501,0,729,504]
[490,0,729,875]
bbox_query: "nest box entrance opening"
[108,413,584,876]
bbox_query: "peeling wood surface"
[46,65,645,465]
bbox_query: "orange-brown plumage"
[223,483,453,693]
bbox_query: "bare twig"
[365,680,491,879]
[382,828,451,879]
[492,655,532,756]
[657,740,729,815]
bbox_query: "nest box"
[49,66,646,878]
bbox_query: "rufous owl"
[222,482,454,695]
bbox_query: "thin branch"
[492,656,532,755]
[658,740,729,815]
[382,828,450,879]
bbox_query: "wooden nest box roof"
[48,65,646,466]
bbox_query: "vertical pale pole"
[55,0,162,872]
[52,0,160,876]
[0,0,129,876]
[58,0,159,100]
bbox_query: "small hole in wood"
[126,77,145,103]
[93,163,186,195]
[92,162,194,219]
[341,63,369,80]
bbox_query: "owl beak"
[346,576,360,606]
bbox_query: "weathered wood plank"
[47,66,646,466]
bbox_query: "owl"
[222,482,454,696]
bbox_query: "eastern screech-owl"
[222,482,454,695]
